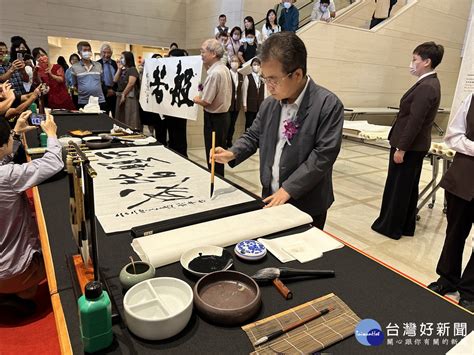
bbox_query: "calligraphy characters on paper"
[150,60,196,107]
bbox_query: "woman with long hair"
[113,51,141,130]
[56,56,69,72]
[262,9,281,42]
[243,16,262,44]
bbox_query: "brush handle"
[278,267,335,278]
[272,278,293,300]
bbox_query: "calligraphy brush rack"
[66,142,121,323]
[66,142,100,283]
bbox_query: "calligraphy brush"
[210,131,216,198]
[253,305,335,347]
[251,267,335,282]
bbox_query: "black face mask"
[16,49,27,54]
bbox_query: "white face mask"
[247,38,255,45]
[409,61,418,76]
[230,62,239,70]
[81,51,92,60]
[252,65,260,74]
[120,58,126,65]
[283,2,291,9]
[320,5,328,12]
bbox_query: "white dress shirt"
[445,93,474,156]
[417,71,436,82]
[270,77,311,193]
[311,0,336,21]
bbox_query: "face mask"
[409,61,417,76]
[247,38,255,45]
[231,62,239,70]
[320,5,328,12]
[252,65,260,73]
[120,58,126,65]
[233,34,240,41]
[81,51,92,60]
[283,2,291,9]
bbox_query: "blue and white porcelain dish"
[234,240,267,261]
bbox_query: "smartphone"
[16,52,23,60]
[30,113,46,126]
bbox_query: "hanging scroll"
[139,56,203,121]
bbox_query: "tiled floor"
[187,139,473,303]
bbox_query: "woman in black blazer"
[372,42,444,240]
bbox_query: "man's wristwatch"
[12,130,21,140]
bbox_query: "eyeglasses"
[260,70,295,87]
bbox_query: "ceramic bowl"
[84,138,112,149]
[193,270,261,326]
[119,261,156,290]
[180,246,233,277]
[123,277,193,340]
[234,240,267,261]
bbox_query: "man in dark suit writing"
[213,32,344,229]
[372,41,444,239]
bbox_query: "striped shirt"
[71,60,105,104]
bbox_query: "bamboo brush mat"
[242,293,360,354]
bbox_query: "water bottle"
[29,102,37,114]
[78,281,113,353]
[39,133,47,147]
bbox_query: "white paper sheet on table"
[132,204,313,268]
[89,145,255,233]
[258,227,344,263]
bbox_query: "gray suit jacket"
[229,78,344,216]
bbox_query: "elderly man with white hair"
[193,38,232,177]
[98,43,118,116]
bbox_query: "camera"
[30,113,46,126]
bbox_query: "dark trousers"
[245,111,258,131]
[436,191,474,300]
[311,211,327,230]
[164,116,188,158]
[104,94,117,117]
[71,94,79,110]
[372,148,426,239]
[204,111,230,177]
[227,110,240,147]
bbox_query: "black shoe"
[0,294,36,317]
[458,299,474,312]
[427,281,456,296]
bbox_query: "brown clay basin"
[193,270,261,326]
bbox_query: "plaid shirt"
[0,64,27,95]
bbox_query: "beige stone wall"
[0,0,187,51]
[300,0,470,109]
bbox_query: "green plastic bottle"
[78,281,113,353]
[29,102,37,114]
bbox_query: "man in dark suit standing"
[214,32,344,229]
[428,93,474,312]
[98,43,118,117]
[372,42,444,240]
